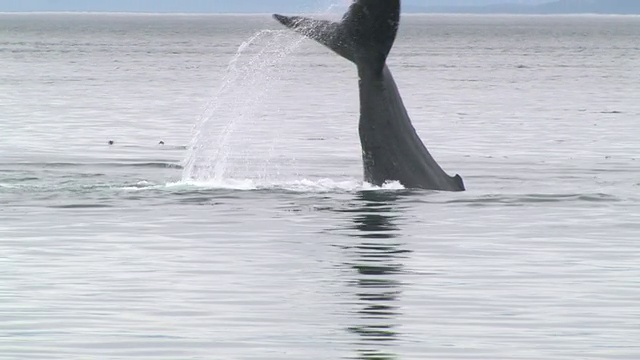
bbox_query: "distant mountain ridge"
[417,0,640,14]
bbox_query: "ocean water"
[1,13,640,360]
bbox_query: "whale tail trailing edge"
[273,0,400,75]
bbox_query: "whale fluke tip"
[273,14,297,28]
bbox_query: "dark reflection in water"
[338,191,411,360]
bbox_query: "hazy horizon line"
[2,10,639,16]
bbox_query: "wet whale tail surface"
[274,0,465,191]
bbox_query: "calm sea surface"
[1,13,639,360]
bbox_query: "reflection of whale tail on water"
[341,191,410,359]
[274,0,465,191]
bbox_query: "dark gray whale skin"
[274,0,464,191]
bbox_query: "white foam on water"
[0,183,19,189]
[165,178,405,193]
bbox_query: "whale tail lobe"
[273,0,400,75]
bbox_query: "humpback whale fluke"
[274,0,465,191]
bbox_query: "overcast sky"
[0,0,549,13]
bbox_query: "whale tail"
[273,0,400,75]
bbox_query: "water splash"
[182,2,347,185]
[181,28,306,183]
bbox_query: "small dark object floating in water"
[159,141,165,145]
[108,140,114,145]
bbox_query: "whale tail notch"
[273,0,400,75]
[453,174,465,191]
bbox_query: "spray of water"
[182,29,305,183]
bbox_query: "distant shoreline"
[3,0,640,16]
